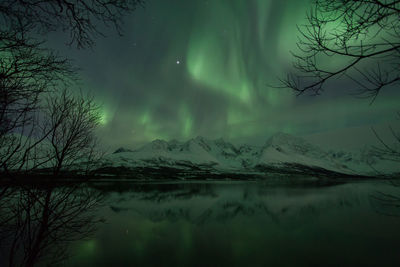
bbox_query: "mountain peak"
[184,136,212,152]
[113,147,133,154]
[138,139,169,151]
[265,132,303,147]
[193,135,213,143]
[262,132,328,163]
[103,132,399,176]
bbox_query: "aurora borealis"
[52,0,399,148]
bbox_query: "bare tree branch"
[0,0,145,48]
[42,88,102,177]
[280,0,400,99]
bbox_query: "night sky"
[50,0,399,149]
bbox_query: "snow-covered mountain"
[99,133,400,177]
[104,136,241,170]
[327,145,400,175]
[257,133,351,174]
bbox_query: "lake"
[1,179,400,266]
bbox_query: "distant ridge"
[104,133,400,177]
[113,147,133,154]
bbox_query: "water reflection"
[370,180,400,217]
[0,184,103,267]
[72,181,400,267]
[1,180,400,266]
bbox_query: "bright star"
[176,60,180,64]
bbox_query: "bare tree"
[0,0,144,177]
[277,0,400,176]
[280,0,400,101]
[0,185,103,266]
[41,89,102,177]
[0,0,144,48]
[0,36,74,175]
[368,113,400,175]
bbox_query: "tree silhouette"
[281,0,400,101]
[279,0,400,176]
[0,0,144,48]
[0,0,144,177]
[42,89,102,176]
[0,36,75,173]
[0,185,103,266]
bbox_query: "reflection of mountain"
[0,186,103,267]
[98,133,400,177]
[104,182,370,226]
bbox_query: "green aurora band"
[62,0,399,148]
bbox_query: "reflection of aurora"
[0,186,103,266]
[66,181,400,267]
[1,181,399,266]
[59,0,399,148]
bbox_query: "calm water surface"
[1,179,400,266]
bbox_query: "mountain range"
[95,132,399,178]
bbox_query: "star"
[176,60,180,64]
